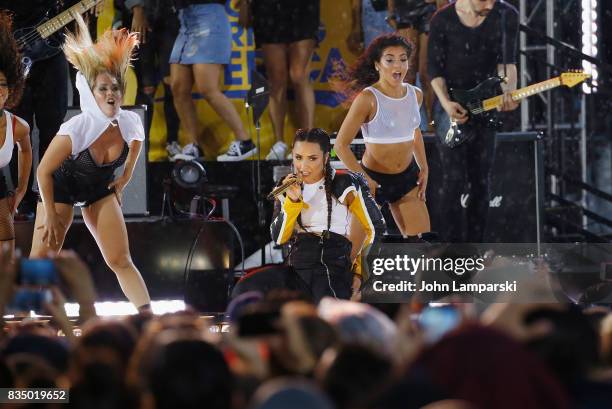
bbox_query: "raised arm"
[270,174,304,245]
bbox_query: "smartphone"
[237,310,280,337]
[8,288,53,314]
[419,305,461,343]
[18,259,58,286]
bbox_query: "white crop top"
[297,175,355,236]
[58,72,145,157]
[0,111,27,168]
[360,83,421,144]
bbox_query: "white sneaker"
[166,141,181,159]
[217,140,258,161]
[182,143,200,157]
[266,141,288,161]
[171,143,201,161]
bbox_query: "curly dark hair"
[0,11,25,109]
[333,33,413,102]
[293,128,334,235]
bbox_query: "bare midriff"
[362,140,414,174]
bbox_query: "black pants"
[433,100,496,243]
[118,2,180,142]
[15,53,68,160]
[289,232,353,303]
[12,53,68,209]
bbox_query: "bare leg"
[288,39,316,129]
[82,195,150,308]
[170,63,198,144]
[389,187,431,236]
[262,44,289,142]
[418,32,434,129]
[193,64,249,141]
[30,202,74,257]
[0,198,15,257]
[397,27,419,85]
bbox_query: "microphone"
[267,175,302,200]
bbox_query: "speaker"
[484,132,544,243]
[425,131,543,243]
[64,105,149,216]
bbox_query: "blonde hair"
[63,13,138,91]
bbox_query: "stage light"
[60,299,187,317]
[581,0,598,93]
[172,159,207,190]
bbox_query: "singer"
[270,128,384,303]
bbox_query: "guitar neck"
[37,0,99,39]
[481,77,562,112]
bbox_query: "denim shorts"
[169,4,231,65]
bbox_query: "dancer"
[30,15,150,309]
[169,0,256,161]
[248,0,320,160]
[334,34,431,238]
[270,128,384,303]
[0,11,32,254]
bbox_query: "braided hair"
[0,11,25,109]
[332,33,413,103]
[293,128,334,236]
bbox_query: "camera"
[237,309,281,337]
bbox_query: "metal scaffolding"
[518,0,590,233]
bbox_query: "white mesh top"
[360,83,421,144]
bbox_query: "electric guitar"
[436,71,591,148]
[14,0,102,71]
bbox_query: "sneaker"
[171,143,201,161]
[266,141,288,161]
[166,141,181,159]
[217,140,258,161]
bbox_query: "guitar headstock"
[560,71,591,88]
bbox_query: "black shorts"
[252,0,320,46]
[395,3,436,33]
[362,162,419,206]
[38,175,116,208]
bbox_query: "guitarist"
[427,0,519,242]
[0,0,83,216]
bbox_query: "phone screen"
[19,259,58,285]
[419,305,461,343]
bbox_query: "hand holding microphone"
[268,173,303,201]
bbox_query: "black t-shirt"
[427,1,519,90]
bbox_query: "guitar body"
[437,77,504,148]
[14,21,63,65]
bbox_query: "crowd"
[1,245,612,408]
